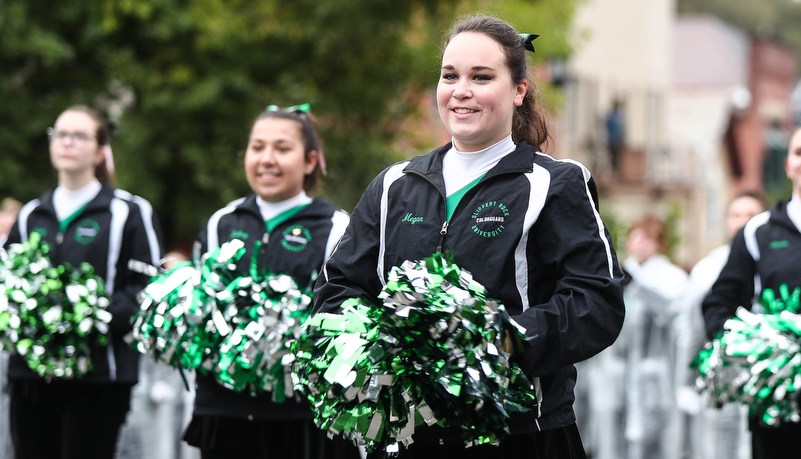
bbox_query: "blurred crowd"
[577,195,763,459]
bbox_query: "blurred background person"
[620,215,688,459]
[585,214,687,459]
[4,105,163,459]
[0,197,22,246]
[605,98,626,176]
[674,192,765,459]
[763,119,790,199]
[118,242,195,459]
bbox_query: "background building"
[555,0,797,268]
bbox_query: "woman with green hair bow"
[182,105,357,459]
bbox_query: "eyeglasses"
[46,128,96,143]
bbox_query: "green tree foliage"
[0,0,578,248]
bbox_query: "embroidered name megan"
[402,213,424,224]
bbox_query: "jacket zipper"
[405,171,451,254]
[54,232,64,259]
[54,207,118,380]
[247,202,309,276]
[436,221,449,254]
[250,232,270,277]
[407,165,529,254]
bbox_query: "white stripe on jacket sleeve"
[324,210,351,262]
[514,165,550,312]
[560,158,616,278]
[206,198,245,251]
[106,197,129,295]
[17,199,40,243]
[378,163,409,288]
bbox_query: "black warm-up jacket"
[703,199,801,338]
[4,183,163,384]
[192,194,350,420]
[314,141,626,436]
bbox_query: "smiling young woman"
[437,32,528,153]
[182,106,356,459]
[313,14,625,459]
[244,116,320,203]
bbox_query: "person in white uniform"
[584,214,687,459]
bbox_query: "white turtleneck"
[255,191,312,222]
[53,179,102,222]
[442,134,516,197]
[788,193,801,233]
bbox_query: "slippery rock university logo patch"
[74,218,101,244]
[281,225,311,252]
[471,201,509,238]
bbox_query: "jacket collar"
[37,181,116,218]
[235,193,335,221]
[769,199,801,234]
[403,141,537,194]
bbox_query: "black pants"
[9,379,132,459]
[184,415,361,459]
[750,417,801,459]
[366,423,587,459]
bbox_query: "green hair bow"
[519,34,539,53]
[265,103,312,114]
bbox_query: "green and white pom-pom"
[132,239,313,399]
[0,232,111,378]
[213,272,312,399]
[291,252,537,453]
[693,284,801,426]
[130,241,239,371]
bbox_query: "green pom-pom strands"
[0,232,111,379]
[130,240,248,373]
[131,239,314,399]
[130,257,216,372]
[134,246,538,447]
[213,271,312,399]
[693,284,801,426]
[290,252,537,453]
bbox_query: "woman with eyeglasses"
[181,106,358,459]
[4,105,163,458]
